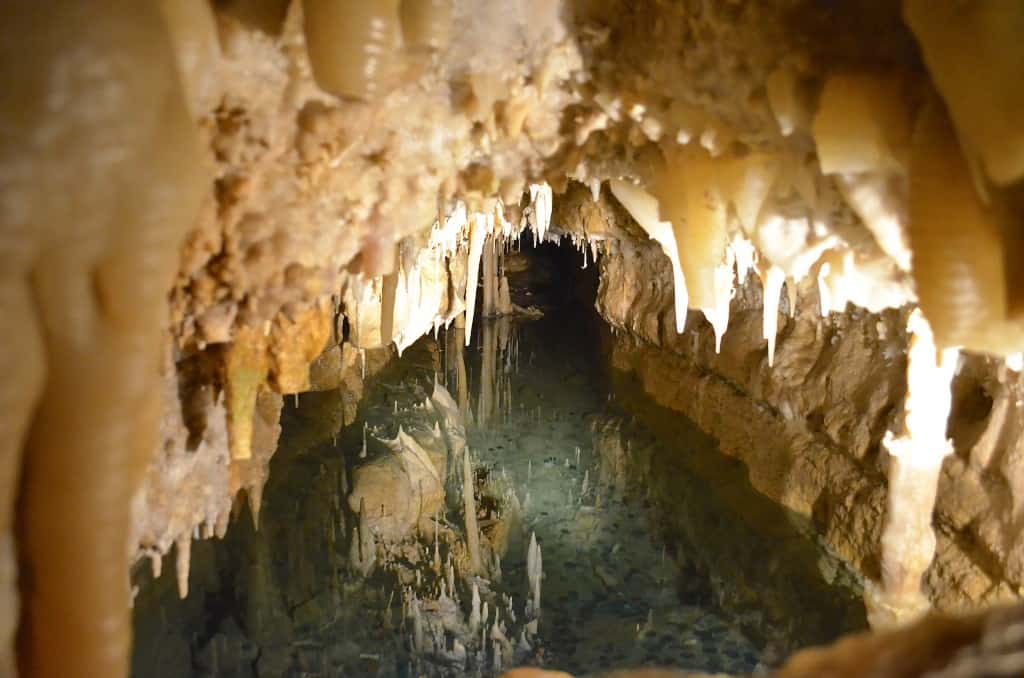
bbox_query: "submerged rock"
[348,428,445,542]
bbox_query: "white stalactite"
[703,249,735,353]
[529,183,552,241]
[731,235,756,284]
[609,179,689,333]
[464,213,490,346]
[762,265,786,367]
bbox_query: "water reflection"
[132,263,865,678]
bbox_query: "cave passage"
[130,243,866,678]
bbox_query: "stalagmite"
[432,517,441,574]
[463,447,484,575]
[866,310,959,629]
[351,497,377,577]
[400,0,453,52]
[479,319,497,425]
[609,179,689,333]
[248,482,264,530]
[407,594,422,652]
[761,265,786,367]
[498,275,513,316]
[469,582,482,634]
[526,532,542,617]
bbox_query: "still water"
[132,246,866,677]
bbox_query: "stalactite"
[904,0,1024,185]
[761,265,786,367]
[464,213,490,346]
[175,533,191,599]
[866,310,959,629]
[812,73,912,176]
[609,179,689,333]
[731,235,756,285]
[656,145,730,313]
[380,270,399,347]
[301,0,403,102]
[6,3,206,676]
[225,326,269,461]
[907,94,1023,355]
[702,248,735,353]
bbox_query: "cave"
[3,2,1024,678]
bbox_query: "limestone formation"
[3,0,1024,676]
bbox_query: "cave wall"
[593,232,1024,611]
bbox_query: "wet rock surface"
[592,229,1024,612]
